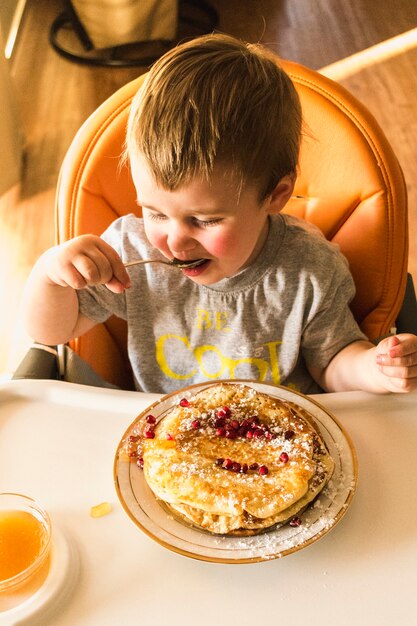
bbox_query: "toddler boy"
[23,34,417,393]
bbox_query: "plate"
[114,380,357,563]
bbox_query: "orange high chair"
[54,59,414,389]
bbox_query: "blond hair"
[125,33,302,199]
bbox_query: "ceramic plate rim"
[114,380,358,563]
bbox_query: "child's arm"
[23,235,131,346]
[310,334,417,393]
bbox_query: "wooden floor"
[1,0,417,375]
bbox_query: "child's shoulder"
[281,214,341,256]
[103,213,145,239]
[281,213,325,239]
[101,213,149,253]
[110,213,143,229]
[277,214,350,277]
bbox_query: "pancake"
[126,383,334,535]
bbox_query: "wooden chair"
[54,59,413,389]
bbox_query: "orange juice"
[0,494,51,611]
[0,510,48,581]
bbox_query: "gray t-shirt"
[77,213,366,394]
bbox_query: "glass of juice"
[0,493,52,611]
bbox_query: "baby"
[23,34,417,394]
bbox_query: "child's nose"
[167,223,196,254]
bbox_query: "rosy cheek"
[205,231,238,257]
[144,224,166,251]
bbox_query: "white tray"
[1,379,416,626]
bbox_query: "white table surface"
[1,379,417,626]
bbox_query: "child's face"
[131,155,292,285]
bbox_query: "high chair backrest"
[56,59,409,389]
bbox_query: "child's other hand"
[375,334,417,392]
[43,235,131,294]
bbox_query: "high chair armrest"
[395,273,417,335]
[12,344,59,381]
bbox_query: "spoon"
[124,257,206,269]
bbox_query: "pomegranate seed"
[246,430,254,439]
[215,417,226,428]
[265,431,273,440]
[216,427,226,437]
[128,434,140,442]
[254,429,264,438]
[166,433,174,440]
[289,516,302,527]
[217,406,231,418]
[144,430,155,438]
[241,463,248,474]
[192,419,201,429]
[225,429,237,439]
[223,458,233,470]
[249,463,259,470]
[259,465,269,475]
[179,398,190,407]
[146,415,156,424]
[231,420,240,430]
[137,457,144,469]
[280,452,289,463]
[232,462,241,472]
[216,458,224,466]
[238,426,247,437]
[284,430,295,440]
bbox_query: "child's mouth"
[171,258,206,269]
[181,259,210,275]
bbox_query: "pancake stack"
[126,383,335,535]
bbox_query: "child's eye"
[145,210,222,227]
[147,212,167,222]
[193,217,223,228]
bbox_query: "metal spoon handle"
[124,259,172,268]
[124,258,205,269]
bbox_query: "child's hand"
[375,334,417,392]
[43,235,131,294]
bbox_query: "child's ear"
[265,174,296,214]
